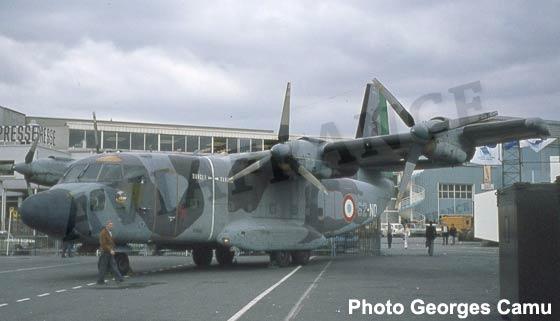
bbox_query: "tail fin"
[355,80,390,138]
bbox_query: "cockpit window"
[63,164,87,182]
[62,162,124,183]
[79,163,102,181]
[98,164,123,181]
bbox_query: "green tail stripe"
[377,93,389,135]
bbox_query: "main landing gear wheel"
[291,250,311,265]
[271,251,291,267]
[215,247,235,266]
[114,253,131,275]
[192,246,213,267]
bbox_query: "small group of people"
[425,222,458,256]
[385,222,458,256]
[441,224,458,246]
[385,224,411,250]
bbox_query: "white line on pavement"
[72,286,82,289]
[87,283,96,286]
[227,265,303,321]
[55,289,67,293]
[0,263,84,274]
[37,293,50,297]
[16,298,30,303]
[0,303,8,307]
[284,261,332,321]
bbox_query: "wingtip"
[525,118,550,136]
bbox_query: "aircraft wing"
[321,118,550,171]
[460,118,549,146]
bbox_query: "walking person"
[449,224,458,245]
[61,239,74,258]
[442,224,449,246]
[403,224,410,249]
[425,221,437,256]
[97,220,124,285]
[387,224,393,249]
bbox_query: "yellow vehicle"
[440,215,474,241]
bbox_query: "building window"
[103,131,117,150]
[173,135,185,152]
[117,132,130,150]
[264,139,277,150]
[0,160,14,176]
[145,134,158,151]
[160,134,173,151]
[213,137,227,154]
[199,136,212,153]
[227,138,238,154]
[239,138,250,153]
[85,130,98,149]
[131,133,144,150]
[251,139,263,152]
[69,129,85,149]
[439,184,473,199]
[186,136,199,153]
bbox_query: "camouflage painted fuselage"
[22,151,392,252]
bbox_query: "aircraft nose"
[20,189,76,239]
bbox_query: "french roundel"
[342,194,356,222]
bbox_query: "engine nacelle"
[426,141,469,164]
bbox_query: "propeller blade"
[447,111,498,130]
[24,135,40,164]
[228,153,271,182]
[395,144,423,209]
[372,78,415,128]
[278,82,291,143]
[92,112,101,154]
[297,165,328,195]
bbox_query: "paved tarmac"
[0,238,502,321]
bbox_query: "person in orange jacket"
[97,220,124,284]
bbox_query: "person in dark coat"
[425,221,437,256]
[97,220,124,284]
[449,224,458,245]
[387,224,393,249]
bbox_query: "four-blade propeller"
[372,79,498,208]
[228,82,328,195]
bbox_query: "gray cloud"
[0,0,558,137]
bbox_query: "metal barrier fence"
[2,218,382,257]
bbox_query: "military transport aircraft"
[19,79,550,274]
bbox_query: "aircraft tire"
[192,246,213,267]
[215,247,235,266]
[271,251,291,267]
[115,253,131,275]
[291,250,311,265]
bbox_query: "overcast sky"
[0,1,558,137]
